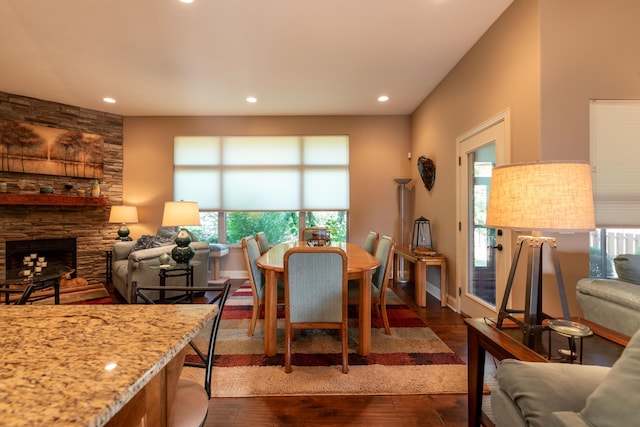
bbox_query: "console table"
[394,246,447,307]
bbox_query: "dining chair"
[348,235,396,335]
[241,235,284,336]
[169,280,231,427]
[363,231,379,255]
[256,231,270,255]
[283,246,349,374]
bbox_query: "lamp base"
[171,228,195,265]
[116,223,132,241]
[496,234,570,349]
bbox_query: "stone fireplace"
[0,91,124,285]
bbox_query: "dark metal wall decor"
[417,156,435,191]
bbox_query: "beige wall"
[123,115,411,274]
[537,0,640,315]
[410,0,541,307]
[411,0,640,317]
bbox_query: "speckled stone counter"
[0,304,217,426]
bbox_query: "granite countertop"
[0,304,217,427]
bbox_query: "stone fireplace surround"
[0,91,124,285]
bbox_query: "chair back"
[372,235,395,294]
[241,236,264,296]
[256,231,270,255]
[183,280,232,397]
[284,246,347,324]
[363,231,379,255]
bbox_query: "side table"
[105,250,112,284]
[546,319,593,364]
[465,318,549,427]
[1,266,70,305]
[149,262,200,303]
[394,245,447,307]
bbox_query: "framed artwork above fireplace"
[0,120,104,179]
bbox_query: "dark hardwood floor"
[204,280,473,426]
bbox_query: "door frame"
[455,110,511,316]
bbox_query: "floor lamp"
[485,161,595,349]
[394,178,412,283]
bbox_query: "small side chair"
[170,280,231,427]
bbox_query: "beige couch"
[111,238,210,303]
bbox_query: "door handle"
[491,244,503,251]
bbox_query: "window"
[174,135,349,243]
[589,100,640,277]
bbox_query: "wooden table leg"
[414,261,427,307]
[358,270,372,356]
[467,327,485,427]
[440,260,447,307]
[264,269,278,356]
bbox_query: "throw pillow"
[614,254,640,285]
[156,227,177,240]
[580,328,640,426]
[130,235,174,253]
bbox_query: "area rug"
[183,285,468,397]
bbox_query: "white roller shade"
[590,100,640,227]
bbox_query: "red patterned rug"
[183,285,468,397]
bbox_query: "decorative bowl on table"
[39,186,54,194]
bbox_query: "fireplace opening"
[5,238,77,279]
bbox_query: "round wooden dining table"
[256,241,379,356]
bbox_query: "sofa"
[111,233,210,303]
[491,327,640,427]
[576,254,640,337]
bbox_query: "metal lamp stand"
[496,232,571,349]
[394,178,412,284]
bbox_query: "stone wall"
[0,91,123,284]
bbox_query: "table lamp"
[109,205,139,241]
[161,201,201,264]
[485,161,595,348]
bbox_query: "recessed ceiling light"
[246,97,257,103]
[378,95,389,102]
[179,0,194,4]
[103,97,116,104]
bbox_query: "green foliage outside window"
[226,212,299,244]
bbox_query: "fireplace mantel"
[0,193,108,207]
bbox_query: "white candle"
[30,253,37,259]
[38,257,45,262]
[41,262,48,267]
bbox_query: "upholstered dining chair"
[363,231,379,255]
[283,246,349,374]
[256,231,270,255]
[348,235,396,335]
[170,280,231,427]
[241,235,284,336]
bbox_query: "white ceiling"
[0,0,513,117]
